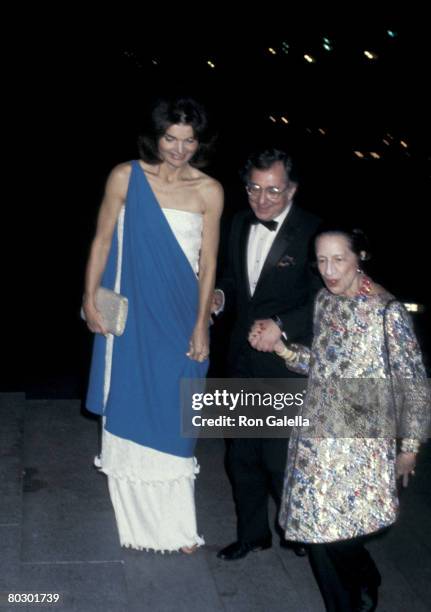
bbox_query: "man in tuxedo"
[214,148,321,561]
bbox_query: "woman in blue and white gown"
[82,97,223,552]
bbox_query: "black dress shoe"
[280,540,308,557]
[217,538,272,561]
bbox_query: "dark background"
[5,12,430,396]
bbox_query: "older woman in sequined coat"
[249,225,430,612]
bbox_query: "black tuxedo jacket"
[219,205,322,377]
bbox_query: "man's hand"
[211,289,224,314]
[248,319,282,352]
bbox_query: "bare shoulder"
[204,175,224,197]
[107,162,133,187]
[102,162,133,205]
[197,172,224,212]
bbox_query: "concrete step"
[0,393,26,594]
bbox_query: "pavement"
[1,392,430,611]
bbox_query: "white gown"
[98,208,205,552]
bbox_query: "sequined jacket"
[279,288,430,543]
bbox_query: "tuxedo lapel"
[238,212,253,299]
[252,206,299,296]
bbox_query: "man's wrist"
[271,315,283,329]
[271,315,288,341]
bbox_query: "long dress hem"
[88,162,207,552]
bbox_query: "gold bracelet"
[401,439,420,454]
[276,345,297,363]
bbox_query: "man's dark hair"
[241,148,297,184]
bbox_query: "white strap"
[114,206,125,293]
[103,205,126,408]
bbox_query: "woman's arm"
[187,179,224,361]
[385,300,431,482]
[82,163,131,335]
[273,340,312,376]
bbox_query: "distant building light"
[268,48,277,55]
[322,37,333,51]
[304,54,316,63]
[354,151,365,158]
[207,60,216,68]
[281,116,289,124]
[281,42,290,54]
[318,128,327,135]
[383,139,390,146]
[364,50,378,60]
[269,115,277,123]
[400,140,409,148]
[370,152,381,159]
[387,30,397,38]
[152,59,158,65]
[404,303,424,313]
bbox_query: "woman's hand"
[187,323,209,362]
[82,295,108,336]
[248,319,282,352]
[396,452,417,488]
[273,339,287,354]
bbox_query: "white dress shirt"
[247,204,292,295]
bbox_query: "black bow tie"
[250,215,278,231]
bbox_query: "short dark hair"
[137,96,214,167]
[241,148,297,184]
[315,225,372,261]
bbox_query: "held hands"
[396,452,417,488]
[82,295,108,336]
[248,319,282,352]
[187,323,210,362]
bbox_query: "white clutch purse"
[81,287,128,336]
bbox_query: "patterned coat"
[279,288,429,543]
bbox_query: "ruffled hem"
[99,430,199,482]
[120,535,205,553]
[105,451,203,552]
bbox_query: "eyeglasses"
[245,183,289,201]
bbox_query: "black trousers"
[308,536,381,612]
[227,437,287,543]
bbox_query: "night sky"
[7,12,430,394]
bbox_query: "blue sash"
[86,161,208,457]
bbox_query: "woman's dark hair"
[137,96,214,168]
[314,224,372,262]
[240,148,298,184]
